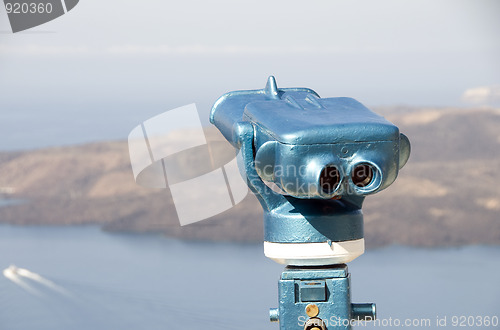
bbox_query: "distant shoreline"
[1,107,499,247]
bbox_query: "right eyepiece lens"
[351,164,374,187]
[319,166,340,194]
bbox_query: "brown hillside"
[0,107,499,247]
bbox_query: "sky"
[0,0,499,150]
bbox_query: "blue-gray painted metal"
[277,265,375,330]
[269,308,280,323]
[352,303,377,321]
[210,77,408,329]
[210,76,410,244]
[264,197,363,243]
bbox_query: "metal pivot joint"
[270,265,376,329]
[210,77,410,329]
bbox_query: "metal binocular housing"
[211,77,410,266]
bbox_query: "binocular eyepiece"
[255,154,385,199]
[210,76,410,266]
[252,132,409,200]
[320,162,377,194]
[210,77,408,329]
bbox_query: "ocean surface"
[0,225,498,330]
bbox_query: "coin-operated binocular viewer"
[210,77,410,330]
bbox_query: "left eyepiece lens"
[319,166,340,194]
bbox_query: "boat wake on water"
[3,265,72,298]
